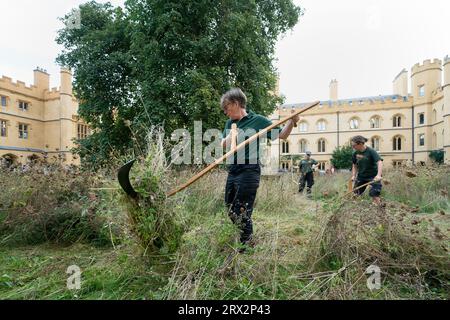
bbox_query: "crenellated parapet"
[0,76,40,96]
[411,59,442,76]
[278,95,411,115]
[44,87,61,100]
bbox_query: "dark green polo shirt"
[299,158,318,174]
[222,111,281,164]
[352,146,382,180]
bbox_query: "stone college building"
[0,67,89,165]
[262,57,450,174]
[1,57,449,170]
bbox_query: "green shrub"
[429,150,444,164]
[330,144,353,170]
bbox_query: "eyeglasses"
[222,102,233,112]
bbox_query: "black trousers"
[299,172,314,193]
[225,164,261,244]
[353,177,382,197]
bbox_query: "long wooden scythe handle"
[166,100,320,197]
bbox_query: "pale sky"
[1,0,449,104]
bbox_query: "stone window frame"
[418,85,425,97]
[18,123,29,139]
[18,100,30,111]
[317,138,326,153]
[281,140,290,154]
[392,135,403,151]
[299,139,308,153]
[298,121,308,133]
[369,115,381,129]
[392,114,403,128]
[370,136,381,151]
[349,117,361,130]
[418,133,425,147]
[418,113,425,125]
[316,119,327,132]
[1,95,9,107]
[0,119,7,137]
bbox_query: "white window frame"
[299,139,308,153]
[19,123,28,139]
[349,118,359,130]
[393,136,402,151]
[0,120,7,137]
[370,116,380,128]
[318,162,326,170]
[298,121,308,132]
[318,139,326,153]
[393,115,402,128]
[418,113,425,125]
[418,133,425,147]
[419,85,425,97]
[1,96,7,107]
[18,101,29,111]
[371,137,380,151]
[317,120,326,131]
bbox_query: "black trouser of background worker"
[299,172,314,194]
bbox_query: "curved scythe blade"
[117,159,138,198]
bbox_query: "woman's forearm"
[278,120,295,140]
[352,164,357,178]
[377,160,383,176]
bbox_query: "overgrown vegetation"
[120,130,183,255]
[0,165,125,247]
[1,159,448,299]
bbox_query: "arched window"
[418,113,425,125]
[298,121,308,132]
[281,162,290,170]
[349,117,360,129]
[317,119,326,131]
[369,116,381,128]
[299,139,308,153]
[282,140,289,154]
[393,136,402,151]
[433,109,437,123]
[393,114,402,128]
[418,133,425,147]
[371,136,380,151]
[318,139,326,153]
[317,162,326,170]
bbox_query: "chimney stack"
[33,67,49,90]
[329,79,338,101]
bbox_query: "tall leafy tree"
[56,0,302,167]
[56,2,136,167]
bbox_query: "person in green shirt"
[221,88,299,250]
[351,135,383,205]
[298,151,318,196]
